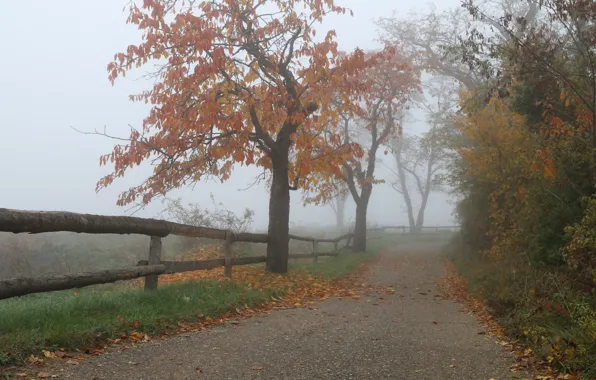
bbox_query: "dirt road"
[57,240,521,379]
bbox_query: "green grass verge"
[443,234,596,379]
[0,280,277,366]
[0,235,392,369]
[290,238,385,280]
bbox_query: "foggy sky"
[0,0,460,230]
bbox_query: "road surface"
[56,240,522,379]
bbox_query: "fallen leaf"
[432,321,438,325]
[415,369,424,373]
[251,365,265,370]
[37,373,50,379]
[14,373,28,377]
[195,367,202,373]
[449,364,457,368]
[42,350,56,358]
[28,355,44,365]
[66,359,79,365]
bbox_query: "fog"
[0,0,459,231]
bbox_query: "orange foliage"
[304,47,421,204]
[98,0,381,205]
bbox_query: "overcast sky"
[0,0,461,231]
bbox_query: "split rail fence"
[0,208,458,301]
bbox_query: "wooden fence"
[0,208,459,300]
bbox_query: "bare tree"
[328,192,348,231]
[389,76,454,232]
[377,1,541,90]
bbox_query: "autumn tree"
[97,0,375,273]
[309,49,420,251]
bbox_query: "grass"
[290,238,385,280]
[0,280,277,366]
[443,234,596,379]
[0,235,390,368]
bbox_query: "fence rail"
[0,208,458,300]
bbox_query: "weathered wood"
[224,231,233,278]
[139,259,225,274]
[333,233,353,243]
[312,240,318,264]
[288,252,339,260]
[289,233,346,243]
[234,232,268,243]
[0,265,166,300]
[144,236,162,291]
[0,208,268,242]
[288,234,315,242]
[232,256,267,265]
[0,208,172,236]
[138,256,267,274]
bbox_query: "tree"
[389,75,454,232]
[377,5,482,89]
[97,0,374,273]
[308,48,420,251]
[391,131,447,232]
[462,0,596,179]
[329,192,348,230]
[377,1,541,90]
[321,179,349,230]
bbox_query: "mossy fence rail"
[0,208,459,300]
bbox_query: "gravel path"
[55,240,522,380]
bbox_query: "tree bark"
[397,159,416,230]
[334,195,346,230]
[415,154,434,231]
[352,187,371,252]
[266,151,291,274]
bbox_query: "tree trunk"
[335,195,346,230]
[414,150,435,231]
[395,139,416,231]
[352,188,371,252]
[397,164,416,231]
[266,153,291,274]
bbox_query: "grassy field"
[0,235,392,368]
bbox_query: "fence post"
[334,240,338,253]
[224,231,234,278]
[312,239,318,264]
[402,226,406,234]
[144,236,162,291]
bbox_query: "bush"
[445,235,596,378]
[563,195,596,287]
